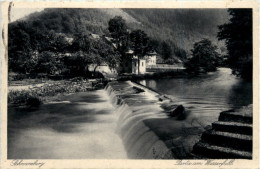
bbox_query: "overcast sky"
[10,8,44,22]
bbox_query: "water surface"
[8,90,127,159]
[138,68,252,125]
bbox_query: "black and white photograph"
[5,4,255,162]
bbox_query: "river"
[8,90,127,159]
[8,68,252,159]
[138,68,252,125]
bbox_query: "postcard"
[1,0,259,168]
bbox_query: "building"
[103,35,157,75]
[124,50,157,74]
[145,51,157,66]
[132,57,146,74]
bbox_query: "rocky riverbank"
[8,78,108,106]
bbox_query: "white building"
[145,51,157,66]
[132,58,146,74]
[125,50,157,74]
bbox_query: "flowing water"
[138,68,252,125]
[8,90,127,159]
[8,68,252,159]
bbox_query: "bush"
[8,90,42,106]
[26,96,42,107]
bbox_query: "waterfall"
[105,81,173,159]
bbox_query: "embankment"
[105,81,206,159]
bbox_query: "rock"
[26,97,42,107]
[158,96,164,101]
[170,105,186,120]
[161,103,178,112]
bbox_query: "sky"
[10,8,44,22]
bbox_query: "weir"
[105,81,206,159]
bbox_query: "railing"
[146,64,185,72]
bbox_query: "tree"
[130,29,150,74]
[93,39,120,72]
[161,41,172,60]
[88,37,120,75]
[8,21,70,74]
[108,16,129,73]
[8,22,32,73]
[63,51,88,76]
[36,51,59,74]
[108,16,128,48]
[72,31,92,52]
[184,39,220,73]
[217,9,252,81]
[70,32,120,76]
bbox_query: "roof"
[147,51,157,55]
[90,33,100,39]
[104,37,113,42]
[126,49,134,54]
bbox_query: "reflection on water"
[138,68,252,124]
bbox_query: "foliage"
[8,21,70,74]
[69,32,120,75]
[130,29,150,74]
[184,39,220,73]
[36,51,59,74]
[217,9,252,81]
[123,9,228,54]
[108,16,130,73]
[108,16,128,47]
[8,90,42,106]
[161,41,172,60]
[94,39,120,71]
[8,17,120,77]
[26,96,42,107]
[148,39,186,64]
[9,8,229,76]
[130,30,150,56]
[16,9,228,64]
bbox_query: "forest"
[8,8,252,80]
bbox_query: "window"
[142,62,144,67]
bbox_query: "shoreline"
[8,78,108,107]
[7,79,253,159]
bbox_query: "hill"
[123,9,229,51]
[10,8,229,62]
